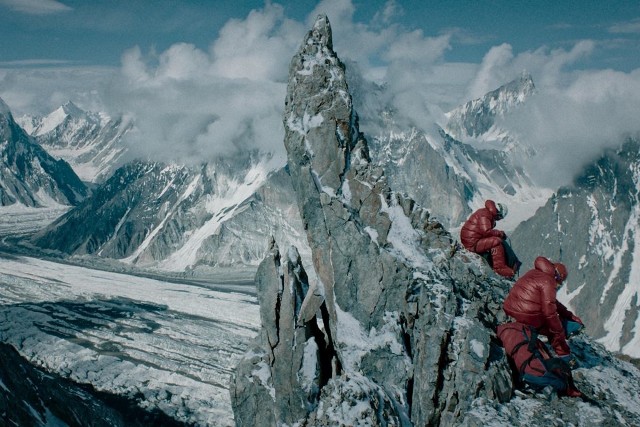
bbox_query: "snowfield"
[0,208,260,426]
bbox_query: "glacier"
[0,208,259,426]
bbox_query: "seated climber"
[497,321,582,397]
[460,200,520,278]
[503,257,584,368]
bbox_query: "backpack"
[497,322,571,382]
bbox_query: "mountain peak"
[308,14,332,49]
[60,101,85,118]
[235,15,518,426]
[445,73,536,140]
[0,97,12,116]
[36,101,88,136]
[497,71,535,105]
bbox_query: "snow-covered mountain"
[0,97,88,207]
[512,136,640,360]
[17,101,132,183]
[369,73,549,231]
[13,48,634,372]
[28,74,547,279]
[32,153,308,276]
[2,15,640,427]
[445,71,535,145]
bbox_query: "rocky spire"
[232,15,512,425]
[232,15,640,427]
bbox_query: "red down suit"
[460,200,513,277]
[503,257,582,356]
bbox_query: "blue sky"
[1,0,639,70]
[1,0,639,187]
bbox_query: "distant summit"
[372,71,545,231]
[0,97,87,207]
[0,97,11,115]
[445,72,535,141]
[18,101,132,183]
[31,101,88,136]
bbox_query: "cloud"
[109,66,287,163]
[609,18,640,34]
[105,4,301,164]
[502,69,640,187]
[0,0,71,15]
[103,0,469,164]
[459,36,640,188]
[210,3,304,81]
[466,43,515,99]
[467,41,595,99]
[0,66,114,115]
[377,32,464,129]
[371,0,403,27]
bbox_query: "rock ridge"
[232,15,640,427]
[232,15,512,426]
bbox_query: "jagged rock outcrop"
[232,15,640,427]
[369,128,475,228]
[232,15,513,426]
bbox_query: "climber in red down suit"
[500,256,585,396]
[460,200,518,278]
[503,256,584,361]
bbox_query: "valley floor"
[0,206,260,426]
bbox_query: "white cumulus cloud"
[0,0,71,15]
[456,37,640,187]
[210,4,304,81]
[99,4,307,164]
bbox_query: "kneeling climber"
[503,256,584,361]
[460,200,519,278]
[502,256,585,397]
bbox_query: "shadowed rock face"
[232,15,640,427]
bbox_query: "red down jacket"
[460,200,505,252]
[503,257,581,356]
